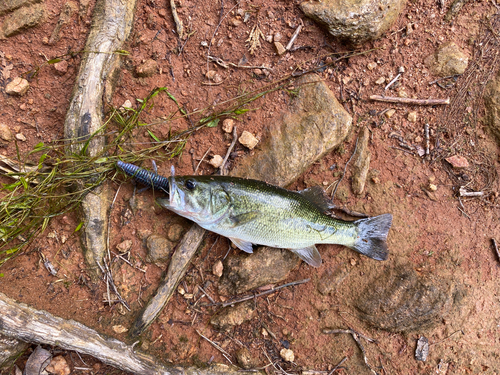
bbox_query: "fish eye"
[185,179,196,190]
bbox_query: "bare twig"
[384,73,401,91]
[492,238,500,262]
[196,330,232,361]
[390,146,416,155]
[286,21,303,51]
[328,356,348,375]
[197,285,216,304]
[332,137,358,199]
[195,146,212,174]
[459,186,484,197]
[424,123,430,156]
[218,278,310,308]
[208,56,272,71]
[323,328,377,375]
[370,95,450,105]
[169,0,184,39]
[221,126,238,176]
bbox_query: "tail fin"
[350,213,392,261]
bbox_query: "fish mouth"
[167,166,185,211]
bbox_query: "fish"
[117,161,392,267]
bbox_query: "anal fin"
[289,245,322,267]
[229,237,254,253]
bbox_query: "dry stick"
[64,0,137,281]
[332,136,358,199]
[285,21,303,51]
[384,73,401,91]
[221,126,238,176]
[492,238,500,262]
[169,0,183,39]
[219,278,310,308]
[323,328,377,375]
[0,292,256,375]
[424,123,430,156]
[328,356,348,375]
[208,55,272,70]
[370,95,450,105]
[130,224,206,337]
[194,146,212,174]
[196,330,232,360]
[459,187,484,197]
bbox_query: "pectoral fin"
[229,211,260,226]
[229,237,254,253]
[289,246,322,267]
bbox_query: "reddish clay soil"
[1,0,500,374]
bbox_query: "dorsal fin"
[297,186,332,213]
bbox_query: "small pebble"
[375,77,386,85]
[116,239,132,253]
[209,154,224,168]
[372,176,380,184]
[205,70,217,80]
[398,66,406,73]
[367,62,377,70]
[415,136,423,143]
[398,89,408,98]
[429,184,437,191]
[274,32,282,42]
[5,77,29,96]
[15,133,26,141]
[236,347,253,369]
[167,223,185,242]
[230,18,242,27]
[384,109,396,119]
[280,348,295,362]
[222,118,234,133]
[274,41,286,55]
[112,325,128,333]
[407,111,417,122]
[445,155,469,168]
[212,260,223,277]
[239,131,259,149]
[0,123,13,141]
[135,59,157,77]
[53,60,68,75]
[45,356,71,375]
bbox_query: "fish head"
[157,174,231,225]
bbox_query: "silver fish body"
[156,167,392,267]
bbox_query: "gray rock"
[146,234,174,264]
[424,42,469,77]
[166,223,186,242]
[210,301,256,331]
[235,347,253,369]
[485,69,500,146]
[1,3,45,37]
[232,73,352,187]
[354,265,464,332]
[0,0,41,17]
[351,126,371,195]
[300,0,406,45]
[219,247,300,295]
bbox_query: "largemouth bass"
[117,162,392,267]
